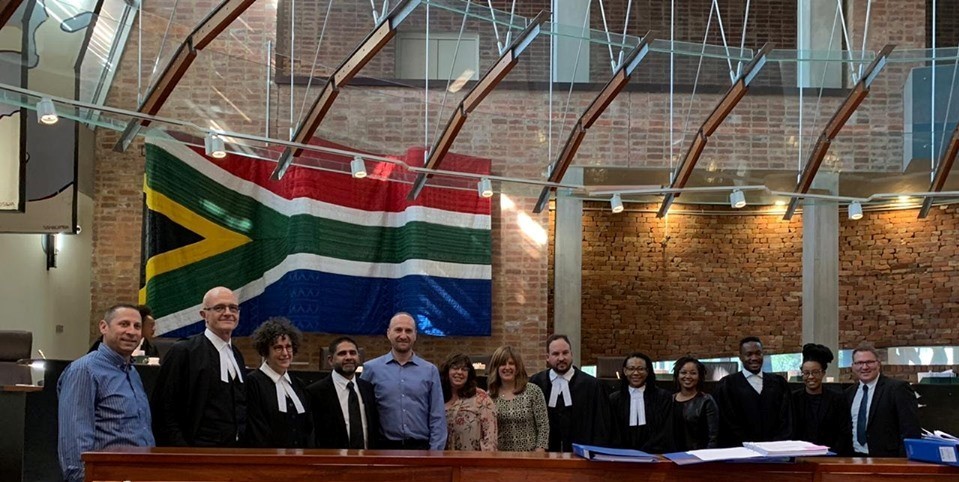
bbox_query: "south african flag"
[140,135,492,337]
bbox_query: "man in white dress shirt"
[308,336,380,448]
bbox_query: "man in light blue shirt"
[360,312,447,450]
[58,304,155,482]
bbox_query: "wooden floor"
[83,447,959,482]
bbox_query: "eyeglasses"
[801,370,823,378]
[853,360,879,367]
[623,366,647,373]
[203,304,241,313]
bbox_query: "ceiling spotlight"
[477,177,493,198]
[730,189,746,209]
[610,193,624,213]
[351,156,367,178]
[36,98,58,125]
[774,199,787,207]
[897,195,911,204]
[204,134,226,159]
[848,201,863,220]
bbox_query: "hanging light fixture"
[36,98,58,125]
[477,178,493,198]
[351,156,367,178]
[204,134,226,159]
[610,193,624,213]
[729,189,746,209]
[848,201,863,220]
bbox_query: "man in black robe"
[714,336,792,447]
[530,334,612,452]
[151,286,247,446]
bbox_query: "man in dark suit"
[529,334,612,452]
[845,342,920,457]
[151,287,247,446]
[307,336,379,449]
[714,336,792,447]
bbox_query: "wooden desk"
[83,448,959,482]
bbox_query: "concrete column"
[552,0,590,83]
[553,167,583,366]
[797,0,843,88]
[801,175,840,379]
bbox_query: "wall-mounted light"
[36,98,58,125]
[204,134,226,159]
[477,178,493,198]
[730,189,747,208]
[40,233,62,270]
[351,156,367,178]
[848,201,863,220]
[610,193,624,213]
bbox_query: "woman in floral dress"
[440,353,497,451]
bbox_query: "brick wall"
[576,202,803,364]
[839,204,959,348]
[570,202,959,366]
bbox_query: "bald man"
[360,312,447,450]
[151,287,247,446]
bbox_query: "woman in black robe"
[242,317,313,448]
[608,352,671,453]
[791,344,852,455]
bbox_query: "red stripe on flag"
[185,140,491,215]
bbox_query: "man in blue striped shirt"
[58,304,155,482]
[360,312,447,450]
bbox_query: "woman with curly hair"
[242,317,313,448]
[440,353,497,451]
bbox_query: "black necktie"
[856,385,869,446]
[347,381,364,449]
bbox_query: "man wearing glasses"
[151,286,247,447]
[845,342,920,457]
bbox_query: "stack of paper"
[742,441,830,457]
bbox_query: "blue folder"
[905,438,959,467]
[572,443,659,463]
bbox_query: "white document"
[687,447,763,462]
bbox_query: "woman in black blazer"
[670,357,719,451]
[792,344,852,455]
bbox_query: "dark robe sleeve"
[773,376,794,441]
[607,391,626,448]
[242,373,274,448]
[831,390,854,456]
[713,377,746,447]
[893,380,921,455]
[151,342,191,446]
[583,375,613,447]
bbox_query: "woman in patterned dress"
[440,353,498,451]
[486,346,549,452]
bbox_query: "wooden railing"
[83,447,959,482]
